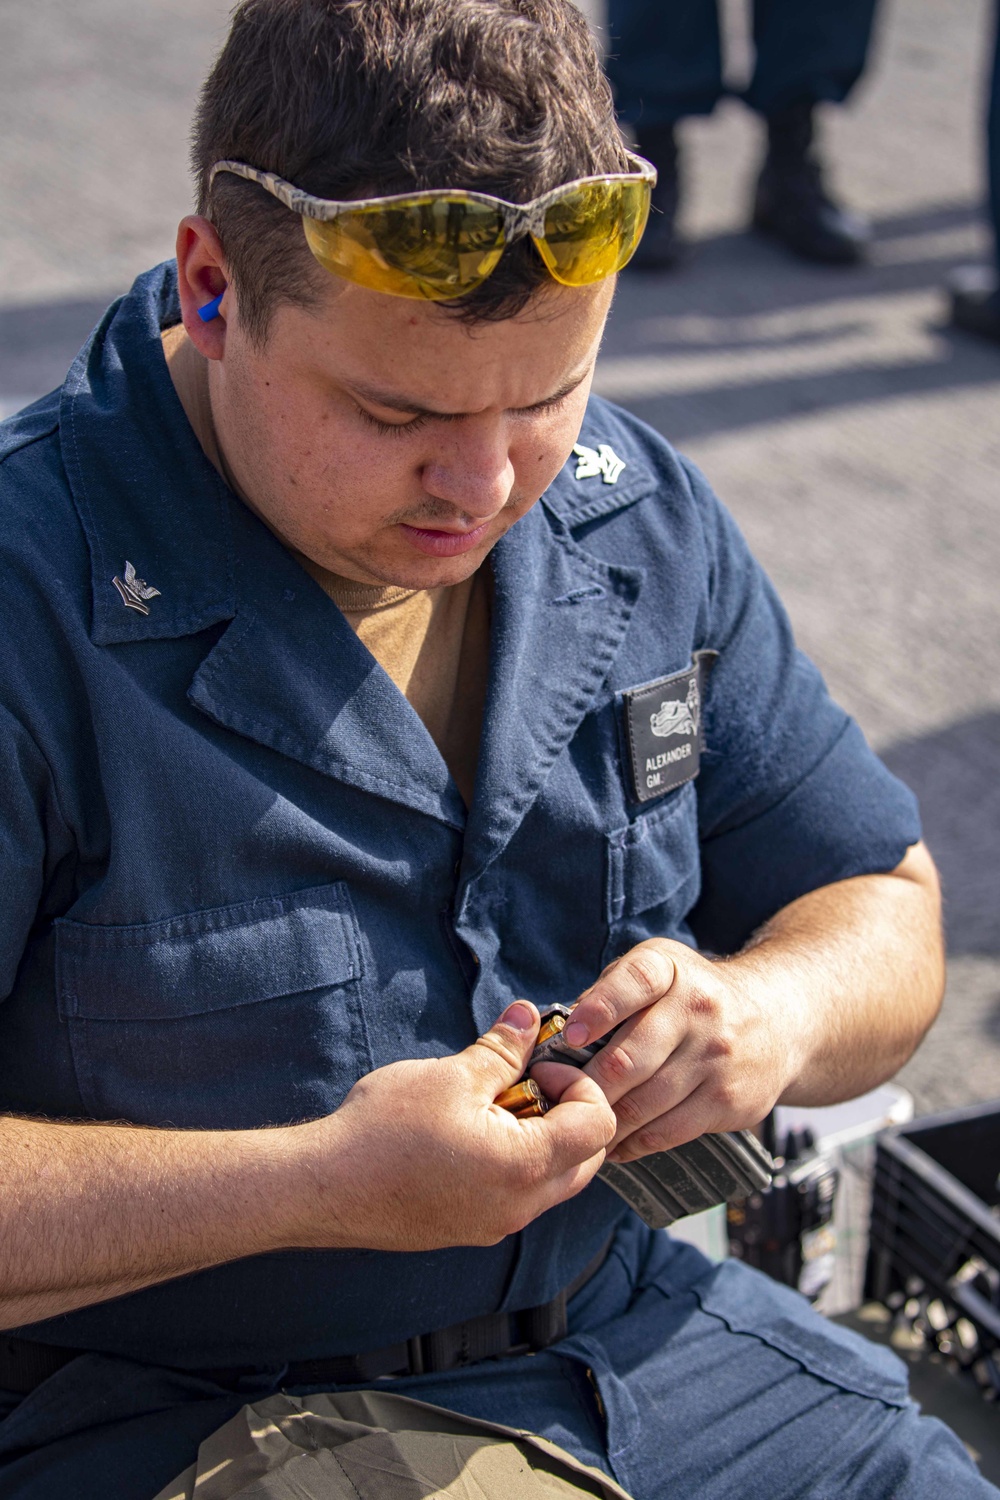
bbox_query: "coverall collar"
[62,262,238,648]
[60,261,651,851]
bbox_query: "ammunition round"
[495,1079,543,1112]
[535,1013,567,1046]
[513,1098,551,1119]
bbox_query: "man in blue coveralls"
[0,1,994,1496]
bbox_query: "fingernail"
[564,1021,588,1046]
[500,1001,536,1033]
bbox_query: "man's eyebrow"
[345,367,591,419]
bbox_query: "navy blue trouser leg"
[0,1230,997,1497]
[606,0,723,127]
[606,0,880,126]
[745,0,880,113]
[988,0,1000,274]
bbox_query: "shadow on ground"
[0,295,117,412]
[5,203,1000,426]
[600,200,1000,443]
[882,710,1000,960]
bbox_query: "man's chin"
[304,502,533,590]
[377,548,493,591]
[334,538,495,592]
[357,516,519,588]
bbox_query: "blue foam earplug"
[197,291,226,323]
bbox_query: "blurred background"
[1,0,998,1117]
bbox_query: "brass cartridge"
[495,1079,543,1112]
[513,1098,551,1119]
[535,1011,568,1046]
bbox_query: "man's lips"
[397,519,493,557]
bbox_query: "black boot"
[948,264,1000,345]
[629,123,683,271]
[752,101,871,265]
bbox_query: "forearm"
[0,1114,311,1329]
[731,840,944,1107]
[0,1008,615,1330]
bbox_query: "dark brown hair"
[192,0,628,341]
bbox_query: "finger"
[597,1029,706,1145]
[469,1000,540,1095]
[582,1000,684,1107]
[521,1071,617,1176]
[528,1152,610,1218]
[606,1077,724,1161]
[562,942,676,1050]
[529,1059,608,1105]
[531,1061,619,1136]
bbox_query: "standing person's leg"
[747,0,879,116]
[991,1,1000,278]
[991,0,1000,271]
[605,0,723,128]
[605,0,724,269]
[950,0,1000,341]
[747,0,880,263]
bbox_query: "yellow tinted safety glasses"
[208,154,656,301]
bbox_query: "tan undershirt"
[161,324,489,806]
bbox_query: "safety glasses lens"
[302,197,506,300]
[536,178,652,285]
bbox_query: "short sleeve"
[682,459,921,954]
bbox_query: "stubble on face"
[207,276,614,589]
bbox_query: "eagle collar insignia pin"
[112,560,161,616]
[573,441,627,486]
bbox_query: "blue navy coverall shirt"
[0,264,993,1499]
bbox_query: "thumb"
[469,1000,540,1095]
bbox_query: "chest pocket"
[54,883,370,1128]
[604,781,701,964]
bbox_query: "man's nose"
[420,423,515,520]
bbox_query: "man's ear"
[176,215,232,360]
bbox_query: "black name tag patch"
[622,654,714,804]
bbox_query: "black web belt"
[0,1240,611,1397]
